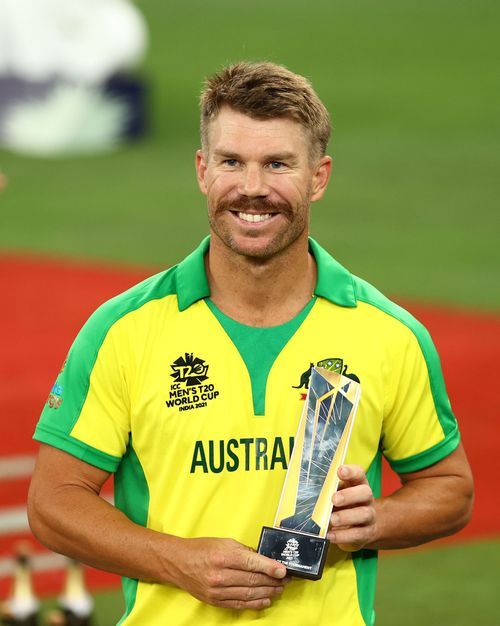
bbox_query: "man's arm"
[28,444,288,610]
[327,442,474,551]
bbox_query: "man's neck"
[205,234,316,327]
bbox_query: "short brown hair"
[200,61,331,159]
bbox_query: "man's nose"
[239,164,268,198]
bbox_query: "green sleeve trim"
[388,425,461,473]
[354,277,457,440]
[33,424,121,472]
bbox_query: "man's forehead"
[207,107,309,152]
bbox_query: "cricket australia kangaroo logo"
[293,357,360,398]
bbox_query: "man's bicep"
[28,444,120,560]
[30,443,112,497]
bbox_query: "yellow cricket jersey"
[34,237,460,626]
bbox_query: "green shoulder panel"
[34,266,179,470]
[353,276,460,472]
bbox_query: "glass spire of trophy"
[258,366,361,580]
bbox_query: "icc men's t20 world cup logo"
[165,352,220,412]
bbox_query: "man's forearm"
[368,473,474,550]
[28,480,176,583]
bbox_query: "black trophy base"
[257,526,329,581]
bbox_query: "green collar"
[176,236,357,311]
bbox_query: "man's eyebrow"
[212,149,299,162]
[213,149,241,159]
[263,151,298,162]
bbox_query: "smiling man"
[28,62,473,626]
[198,107,326,259]
[196,105,328,326]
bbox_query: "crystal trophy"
[257,366,361,580]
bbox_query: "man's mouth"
[237,212,274,223]
[217,195,289,219]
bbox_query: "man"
[28,62,473,626]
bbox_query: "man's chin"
[223,234,293,261]
[210,220,307,261]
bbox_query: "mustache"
[215,196,291,214]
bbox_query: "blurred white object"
[58,559,94,619]
[0,0,148,155]
[0,0,147,83]
[2,83,128,155]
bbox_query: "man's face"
[196,107,331,260]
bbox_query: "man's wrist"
[148,531,186,586]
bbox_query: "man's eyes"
[220,159,287,169]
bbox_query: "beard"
[208,193,311,260]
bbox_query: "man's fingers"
[235,549,287,579]
[337,464,369,487]
[216,597,273,611]
[328,468,376,553]
[333,483,373,508]
[176,537,290,610]
[212,569,290,588]
[327,525,369,550]
[330,505,375,529]
[211,583,285,603]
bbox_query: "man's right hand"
[165,536,290,610]
[29,446,290,611]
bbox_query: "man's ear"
[195,149,208,195]
[310,156,332,202]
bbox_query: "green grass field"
[1,1,499,623]
[1,0,499,309]
[376,541,500,626]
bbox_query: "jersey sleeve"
[381,321,460,474]
[34,305,131,472]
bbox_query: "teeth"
[238,212,273,223]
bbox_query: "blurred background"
[0,0,499,624]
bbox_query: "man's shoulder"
[312,238,428,342]
[311,239,434,355]
[353,275,417,325]
[74,264,180,348]
[103,264,178,314]
[350,274,435,354]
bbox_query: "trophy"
[257,366,361,580]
